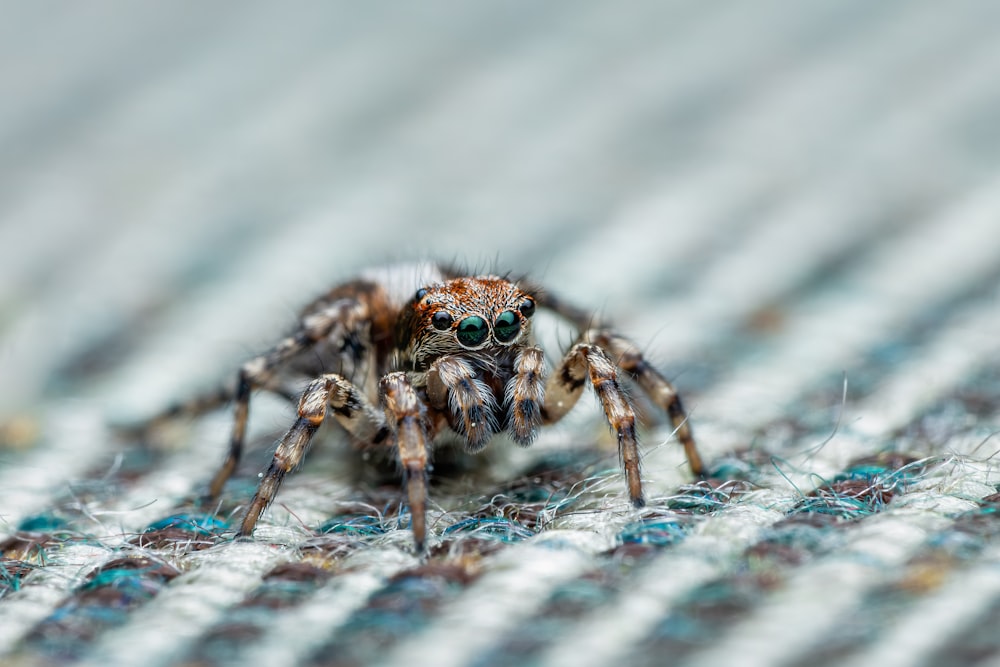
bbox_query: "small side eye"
[519,298,536,318]
[456,316,489,347]
[494,310,520,342]
[415,288,428,301]
[432,311,453,330]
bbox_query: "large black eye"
[456,315,489,347]
[415,288,428,301]
[519,297,536,318]
[494,310,520,342]
[431,311,453,331]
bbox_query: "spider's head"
[397,276,536,369]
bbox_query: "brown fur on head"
[396,276,537,371]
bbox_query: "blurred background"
[1,2,1000,666]
[4,0,998,420]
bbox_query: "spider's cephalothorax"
[148,262,704,552]
[395,276,543,450]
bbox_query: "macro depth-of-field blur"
[1,3,1000,666]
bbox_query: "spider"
[146,262,704,551]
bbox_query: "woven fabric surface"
[2,3,1000,666]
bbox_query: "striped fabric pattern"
[1,3,999,666]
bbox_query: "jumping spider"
[147,262,704,551]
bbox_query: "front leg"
[541,342,644,508]
[425,356,497,451]
[237,373,385,537]
[589,331,704,478]
[505,346,546,445]
[210,298,370,500]
[379,372,431,553]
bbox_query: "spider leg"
[505,346,546,445]
[426,356,497,451]
[115,384,236,443]
[541,341,645,507]
[152,385,236,423]
[131,383,301,438]
[207,300,367,500]
[237,373,385,537]
[589,330,704,478]
[379,372,431,553]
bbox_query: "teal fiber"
[319,514,386,536]
[837,464,893,481]
[837,463,920,487]
[619,518,689,547]
[506,485,560,503]
[79,568,163,599]
[666,489,730,514]
[791,495,875,519]
[0,562,30,593]
[17,513,69,532]
[443,517,534,542]
[144,513,228,535]
[708,458,756,480]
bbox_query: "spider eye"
[494,310,520,342]
[519,298,536,318]
[415,288,428,301]
[456,316,489,347]
[431,311,453,331]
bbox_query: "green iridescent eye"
[494,310,520,342]
[456,315,489,347]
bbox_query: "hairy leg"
[379,372,431,552]
[505,346,546,445]
[541,341,644,507]
[208,298,369,499]
[425,356,496,451]
[237,373,384,537]
[589,330,704,477]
